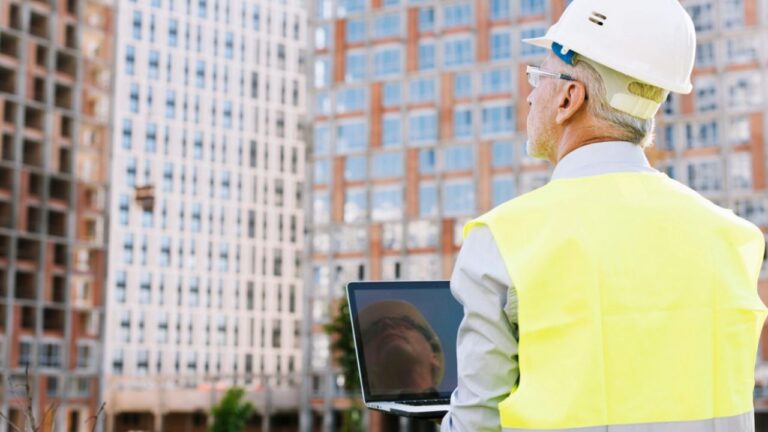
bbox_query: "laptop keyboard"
[399,399,449,406]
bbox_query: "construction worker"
[440,0,768,431]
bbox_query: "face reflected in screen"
[359,300,444,395]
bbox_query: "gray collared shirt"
[441,141,657,431]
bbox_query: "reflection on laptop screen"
[348,282,462,401]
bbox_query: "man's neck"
[554,122,627,163]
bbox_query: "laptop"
[346,280,463,418]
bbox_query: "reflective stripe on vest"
[467,172,767,430]
[502,411,754,432]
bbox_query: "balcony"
[135,185,155,210]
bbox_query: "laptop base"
[367,402,448,419]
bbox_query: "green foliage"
[210,388,254,432]
[323,300,360,392]
[324,299,364,432]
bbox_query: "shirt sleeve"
[440,226,519,432]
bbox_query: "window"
[418,41,436,70]
[119,195,130,225]
[383,82,402,106]
[145,123,157,153]
[409,78,436,103]
[123,234,134,264]
[373,47,402,77]
[520,0,545,15]
[729,152,752,190]
[520,27,547,56]
[346,20,367,45]
[454,73,472,98]
[444,2,473,28]
[419,183,438,217]
[165,90,176,118]
[372,186,403,221]
[336,87,367,113]
[374,14,401,39]
[344,188,367,223]
[112,349,124,373]
[687,159,722,192]
[490,0,510,20]
[443,180,475,216]
[314,124,331,155]
[728,116,750,146]
[195,60,205,88]
[115,271,127,303]
[419,149,436,173]
[148,50,159,79]
[337,121,368,153]
[482,104,514,136]
[685,120,718,149]
[125,158,136,187]
[132,11,142,39]
[734,198,768,226]
[126,45,136,75]
[419,7,435,32]
[372,152,404,178]
[168,19,178,46]
[139,274,151,304]
[129,83,140,113]
[453,108,473,139]
[345,52,367,81]
[444,145,474,171]
[482,69,512,94]
[160,236,171,267]
[315,24,331,50]
[39,342,63,368]
[686,2,714,32]
[19,341,32,367]
[122,119,133,149]
[225,32,234,59]
[722,0,744,29]
[314,57,331,88]
[337,0,365,16]
[726,37,758,64]
[490,31,512,61]
[492,141,514,167]
[694,76,717,112]
[444,37,473,67]
[382,116,402,147]
[727,73,762,109]
[696,42,715,67]
[314,159,330,184]
[492,176,516,206]
[408,111,438,144]
[345,155,367,181]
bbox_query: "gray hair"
[560,57,660,148]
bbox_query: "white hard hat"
[523,0,696,95]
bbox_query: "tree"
[324,299,363,432]
[210,388,254,432]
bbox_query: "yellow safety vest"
[465,172,767,432]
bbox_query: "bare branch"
[0,408,25,432]
[87,402,106,432]
[24,366,37,432]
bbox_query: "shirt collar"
[550,141,655,180]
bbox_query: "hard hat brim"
[521,36,552,49]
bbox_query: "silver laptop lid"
[346,281,462,403]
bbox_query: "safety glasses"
[526,65,577,88]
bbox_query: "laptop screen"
[347,281,463,402]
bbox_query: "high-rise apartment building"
[305,0,768,428]
[104,0,308,430]
[0,0,113,429]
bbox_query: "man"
[441,0,768,431]
[360,300,445,395]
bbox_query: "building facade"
[0,0,113,429]
[104,0,308,430]
[305,0,768,428]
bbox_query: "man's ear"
[555,81,588,125]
